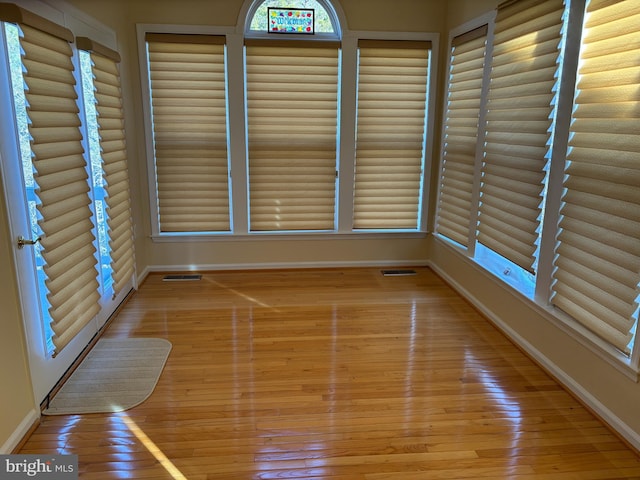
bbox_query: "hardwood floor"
[20,267,640,479]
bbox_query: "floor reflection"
[114,412,187,480]
[464,348,523,456]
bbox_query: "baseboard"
[136,260,429,292]
[137,265,151,286]
[143,259,429,275]
[1,408,39,454]
[429,261,640,453]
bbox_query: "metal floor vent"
[381,269,417,276]
[162,274,202,281]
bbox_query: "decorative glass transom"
[249,0,335,33]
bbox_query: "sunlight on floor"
[204,276,278,310]
[116,412,187,480]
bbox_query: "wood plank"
[19,268,640,479]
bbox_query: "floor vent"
[162,274,202,282]
[381,269,417,276]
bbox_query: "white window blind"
[477,0,564,272]
[551,0,640,355]
[354,39,431,230]
[146,33,230,233]
[0,4,101,355]
[436,26,488,247]
[245,40,339,231]
[77,37,135,295]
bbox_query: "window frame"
[434,2,640,375]
[244,38,341,233]
[138,13,439,240]
[435,20,492,249]
[145,32,232,234]
[137,24,237,239]
[353,38,433,231]
[77,39,137,298]
[243,0,342,40]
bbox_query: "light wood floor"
[20,267,640,479]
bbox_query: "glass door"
[0,21,134,403]
[0,22,101,403]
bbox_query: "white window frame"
[137,24,237,239]
[138,1,438,241]
[434,2,640,377]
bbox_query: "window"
[436,0,640,363]
[435,25,487,248]
[146,33,230,233]
[3,20,57,354]
[3,15,101,355]
[77,37,136,296]
[247,0,338,35]
[140,0,436,237]
[245,39,339,231]
[550,0,640,356]
[80,49,112,291]
[478,0,564,274]
[354,40,431,230]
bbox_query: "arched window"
[245,0,341,39]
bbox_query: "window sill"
[150,230,428,242]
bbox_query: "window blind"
[77,37,135,295]
[0,7,101,354]
[477,0,564,272]
[245,40,339,231]
[353,39,431,230]
[436,26,488,247]
[146,33,230,232]
[551,0,640,355]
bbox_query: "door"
[0,21,133,403]
[0,22,97,403]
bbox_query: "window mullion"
[137,26,162,237]
[632,321,640,372]
[337,35,357,233]
[420,38,437,233]
[226,33,249,235]
[468,15,496,257]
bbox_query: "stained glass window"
[249,0,334,33]
[268,8,314,34]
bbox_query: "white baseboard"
[141,259,428,277]
[429,261,640,452]
[1,408,39,454]
[137,265,151,286]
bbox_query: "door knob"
[17,235,41,249]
